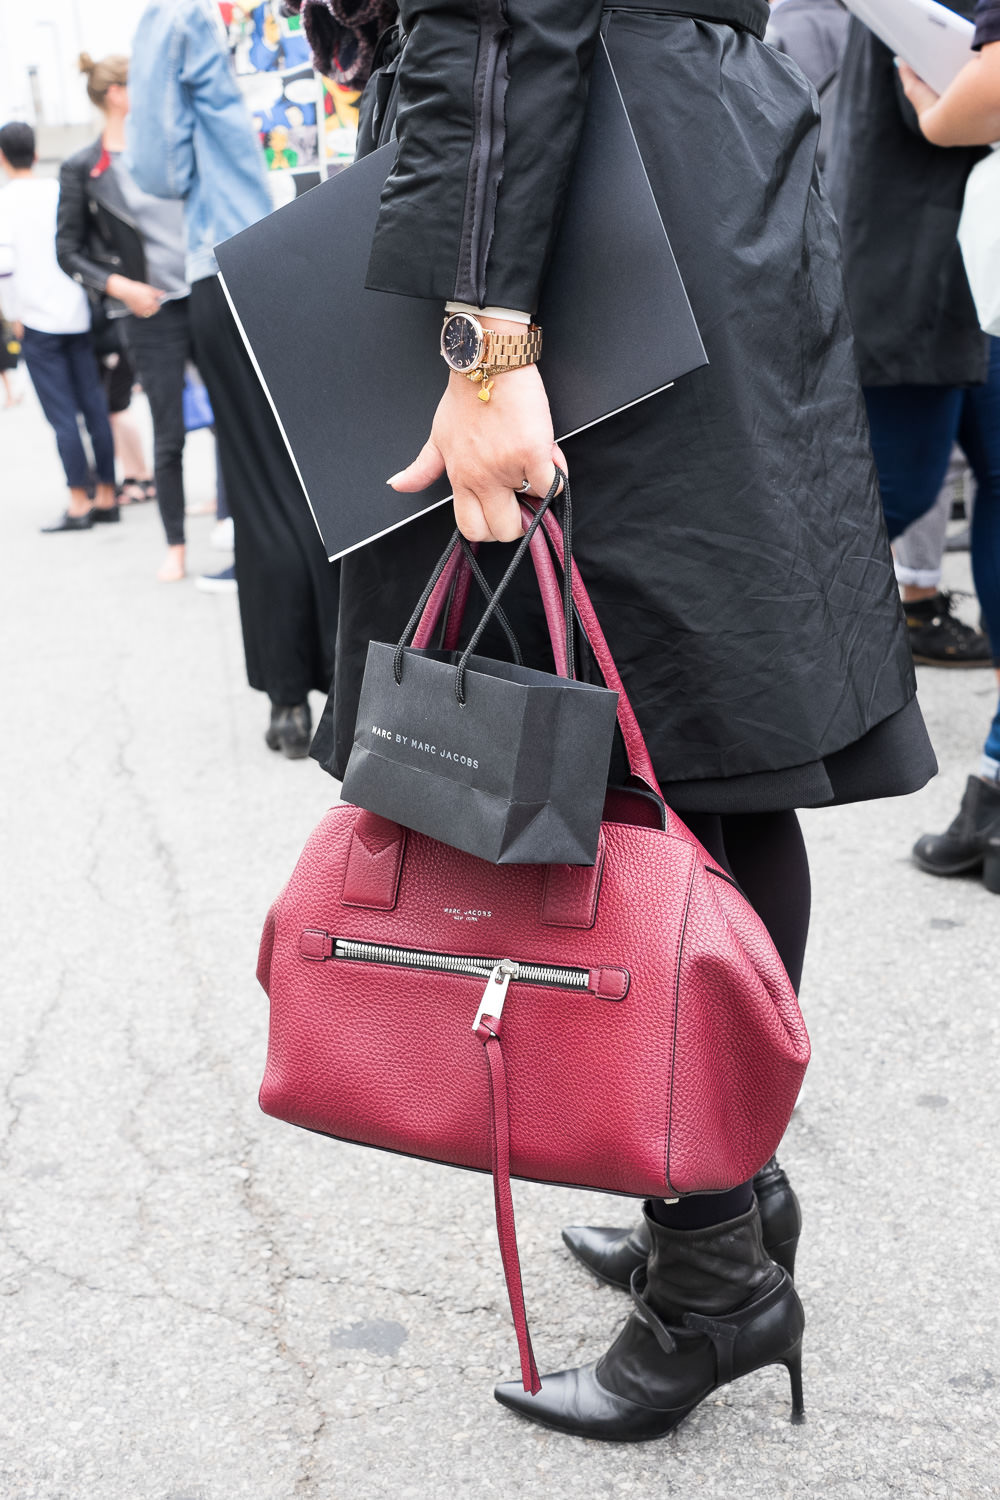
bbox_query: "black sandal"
[119,477,157,505]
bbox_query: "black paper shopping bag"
[340,481,619,866]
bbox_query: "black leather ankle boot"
[265,702,313,760]
[496,1203,805,1440]
[562,1157,801,1289]
[912,775,1000,876]
[752,1157,801,1277]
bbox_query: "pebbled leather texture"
[259,800,809,1197]
[541,834,606,928]
[258,535,811,1383]
[340,812,407,910]
[299,928,334,961]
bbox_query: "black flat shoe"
[41,510,93,533]
[92,504,120,524]
[265,702,312,760]
[563,1157,801,1289]
[497,1205,805,1442]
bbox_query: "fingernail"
[387,473,402,487]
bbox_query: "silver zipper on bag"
[333,938,589,995]
[334,943,586,1035]
[305,937,627,1014]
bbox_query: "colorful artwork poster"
[226,2,322,200]
[251,65,319,174]
[320,76,361,173]
[227,1,312,77]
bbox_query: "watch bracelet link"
[475,324,543,379]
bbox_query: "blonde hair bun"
[80,53,129,106]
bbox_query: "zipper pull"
[472,959,518,1033]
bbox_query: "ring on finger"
[518,478,531,493]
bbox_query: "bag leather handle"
[403,475,664,805]
[421,526,571,676]
[453,474,573,703]
[409,538,523,662]
[402,475,573,698]
[518,501,665,807]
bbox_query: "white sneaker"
[210,516,234,551]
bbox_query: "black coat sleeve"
[56,156,112,296]
[364,0,606,310]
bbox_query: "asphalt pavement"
[1,378,998,1500]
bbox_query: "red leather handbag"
[256,500,810,1393]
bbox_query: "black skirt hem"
[657,695,936,816]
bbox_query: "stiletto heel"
[783,1341,805,1424]
[497,1205,808,1442]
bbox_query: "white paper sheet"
[843,0,975,93]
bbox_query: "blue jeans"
[21,327,116,490]
[864,337,1000,761]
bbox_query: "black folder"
[215,39,707,562]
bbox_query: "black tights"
[650,810,810,1232]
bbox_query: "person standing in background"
[766,1,992,667]
[766,0,849,170]
[58,54,194,583]
[101,347,157,509]
[0,288,21,406]
[894,15,1000,880]
[0,121,118,533]
[126,0,339,756]
[826,10,1000,891]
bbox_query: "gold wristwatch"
[440,312,543,402]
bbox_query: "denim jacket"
[127,0,272,283]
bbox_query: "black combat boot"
[912,775,1000,876]
[495,1202,805,1441]
[563,1156,801,1289]
[904,592,992,666]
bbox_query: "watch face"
[441,314,484,372]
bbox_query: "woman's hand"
[388,327,567,542]
[106,274,165,319]
[897,60,941,123]
[897,47,1000,146]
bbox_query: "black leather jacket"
[56,138,148,319]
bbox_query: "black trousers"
[21,327,115,489]
[123,299,192,546]
[189,274,339,705]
